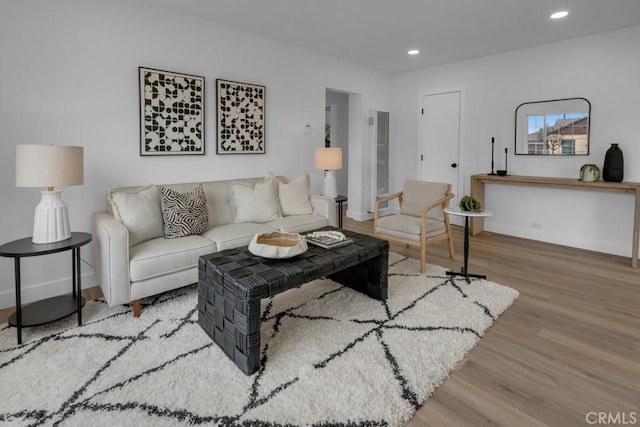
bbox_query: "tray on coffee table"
[303,230,353,250]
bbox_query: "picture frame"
[139,67,205,156]
[216,79,265,154]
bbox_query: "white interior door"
[419,91,462,224]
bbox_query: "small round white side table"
[444,208,493,283]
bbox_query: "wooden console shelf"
[470,174,640,268]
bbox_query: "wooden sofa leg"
[133,299,141,318]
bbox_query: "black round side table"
[335,195,347,228]
[0,232,92,344]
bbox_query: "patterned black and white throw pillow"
[160,185,209,239]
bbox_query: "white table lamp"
[16,145,84,244]
[315,147,342,198]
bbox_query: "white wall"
[393,25,640,258]
[0,0,392,309]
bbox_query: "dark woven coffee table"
[197,228,389,375]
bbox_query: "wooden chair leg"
[444,212,455,258]
[447,233,455,258]
[420,241,426,273]
[133,299,141,318]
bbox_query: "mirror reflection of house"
[527,114,589,154]
[515,97,591,156]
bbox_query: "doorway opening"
[325,89,349,199]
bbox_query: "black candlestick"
[504,148,508,175]
[488,137,497,175]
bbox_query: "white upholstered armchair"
[374,180,455,273]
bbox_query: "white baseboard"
[485,222,631,258]
[346,209,373,221]
[346,207,398,222]
[375,207,399,216]
[0,272,97,311]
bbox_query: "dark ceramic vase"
[603,143,624,182]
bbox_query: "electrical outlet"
[531,221,543,230]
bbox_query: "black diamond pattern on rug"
[0,253,518,426]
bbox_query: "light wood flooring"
[2,212,638,426]
[346,216,639,426]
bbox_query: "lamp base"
[33,190,71,244]
[322,170,337,198]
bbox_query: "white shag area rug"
[0,253,519,426]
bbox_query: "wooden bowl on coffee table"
[248,232,308,259]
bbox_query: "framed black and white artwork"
[139,67,205,156]
[216,79,265,154]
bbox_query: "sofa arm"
[92,211,131,307]
[310,194,337,227]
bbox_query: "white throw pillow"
[108,185,164,246]
[230,178,282,223]
[277,172,314,216]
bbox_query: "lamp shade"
[315,147,342,171]
[16,145,84,188]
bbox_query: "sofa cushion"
[129,235,217,282]
[276,172,314,216]
[160,185,209,239]
[266,215,328,234]
[108,185,164,246]
[230,178,282,223]
[201,223,277,251]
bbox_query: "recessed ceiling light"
[550,11,569,19]
[408,49,419,55]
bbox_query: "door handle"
[451,163,457,168]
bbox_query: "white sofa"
[92,175,336,317]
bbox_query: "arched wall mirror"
[515,97,590,155]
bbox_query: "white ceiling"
[144,0,640,74]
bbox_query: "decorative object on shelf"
[315,147,342,198]
[248,232,307,259]
[578,164,601,182]
[459,195,483,212]
[488,137,497,175]
[504,147,509,174]
[139,67,204,156]
[15,145,84,244]
[602,143,624,182]
[496,147,509,176]
[216,79,265,154]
